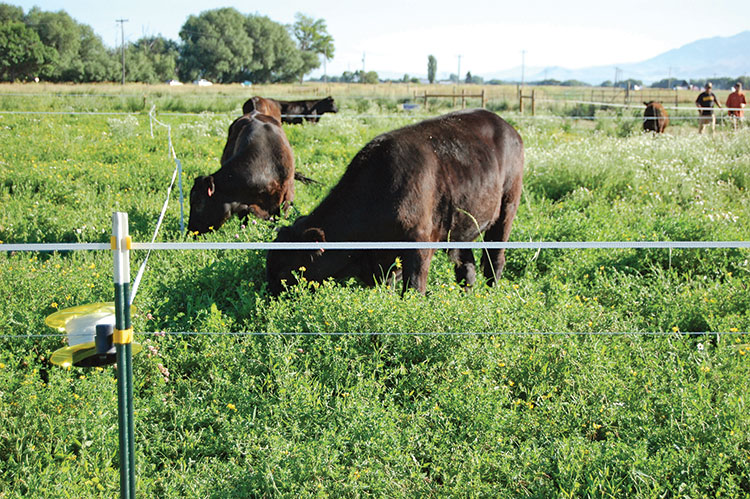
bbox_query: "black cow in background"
[242,96,338,124]
[277,96,338,124]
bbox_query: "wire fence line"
[4,330,747,341]
[3,240,750,253]
[2,100,745,120]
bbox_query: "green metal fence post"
[112,212,136,498]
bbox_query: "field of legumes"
[1,84,748,497]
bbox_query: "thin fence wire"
[3,240,750,252]
[2,109,745,121]
[0,105,744,121]
[4,330,747,340]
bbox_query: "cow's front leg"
[401,248,435,294]
[447,248,476,288]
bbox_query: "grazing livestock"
[643,101,669,133]
[241,96,282,124]
[188,112,295,234]
[240,96,338,124]
[266,108,524,296]
[278,96,338,124]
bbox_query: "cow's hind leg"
[447,248,476,287]
[481,195,521,286]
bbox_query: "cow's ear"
[207,176,215,197]
[302,227,326,255]
[301,227,326,243]
[643,102,649,106]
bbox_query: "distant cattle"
[188,112,295,235]
[241,96,282,124]
[266,108,524,296]
[643,101,669,133]
[241,96,338,124]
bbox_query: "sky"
[11,0,750,80]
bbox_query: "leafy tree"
[358,70,379,84]
[0,3,23,22]
[427,55,437,84]
[291,13,334,81]
[650,78,689,89]
[613,78,642,89]
[21,8,115,82]
[64,24,117,82]
[24,8,80,81]
[125,36,179,83]
[535,79,562,86]
[245,15,303,83]
[562,80,590,87]
[0,21,54,81]
[339,71,356,83]
[178,8,254,83]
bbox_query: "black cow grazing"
[643,101,669,133]
[266,108,524,296]
[241,96,282,124]
[188,111,295,234]
[278,96,338,124]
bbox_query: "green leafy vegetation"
[0,4,332,84]
[0,87,748,497]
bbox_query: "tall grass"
[0,88,748,497]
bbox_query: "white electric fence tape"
[4,240,750,252]
[128,108,188,303]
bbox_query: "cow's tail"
[294,171,321,185]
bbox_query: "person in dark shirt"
[695,82,722,134]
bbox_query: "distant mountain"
[484,31,750,85]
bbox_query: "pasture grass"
[0,87,749,497]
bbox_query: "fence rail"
[416,89,487,109]
[4,240,750,253]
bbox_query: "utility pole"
[116,19,128,85]
[521,50,526,90]
[457,55,461,84]
[667,67,673,90]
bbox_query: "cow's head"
[187,175,230,235]
[314,96,338,115]
[266,221,331,296]
[242,97,257,116]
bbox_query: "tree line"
[0,4,333,84]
